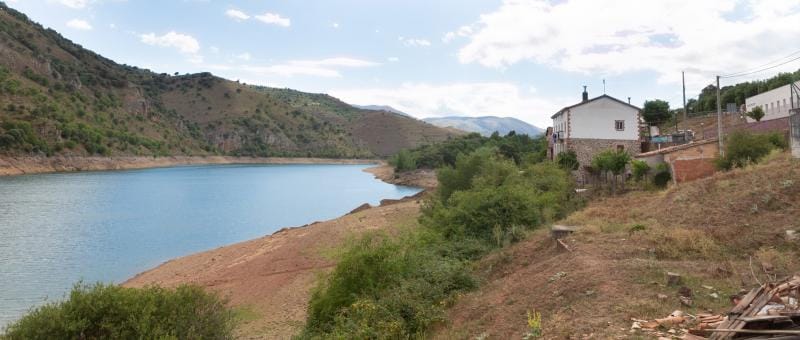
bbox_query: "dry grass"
[435,152,800,339]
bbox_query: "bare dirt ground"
[364,164,438,190]
[0,156,379,176]
[123,164,433,339]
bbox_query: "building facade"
[550,89,641,182]
[744,83,799,122]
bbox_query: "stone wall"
[567,138,641,184]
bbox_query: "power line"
[721,51,800,79]
[722,49,800,77]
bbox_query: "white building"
[744,83,799,122]
[549,88,641,180]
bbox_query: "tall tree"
[642,99,671,124]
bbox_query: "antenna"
[603,79,606,94]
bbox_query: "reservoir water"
[0,163,420,328]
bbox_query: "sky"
[6,0,800,128]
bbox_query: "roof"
[551,94,642,119]
[635,138,718,157]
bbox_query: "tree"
[642,99,671,124]
[592,149,631,194]
[747,106,765,122]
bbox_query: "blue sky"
[7,0,800,127]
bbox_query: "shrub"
[630,159,650,181]
[301,232,475,339]
[556,150,579,171]
[715,131,786,170]
[652,163,671,188]
[425,158,572,245]
[389,149,416,172]
[746,106,765,122]
[2,283,236,339]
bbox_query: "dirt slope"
[436,153,800,339]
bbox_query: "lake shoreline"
[122,164,434,338]
[0,155,381,176]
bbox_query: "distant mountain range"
[423,116,544,137]
[0,4,458,158]
[351,105,411,117]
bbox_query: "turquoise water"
[0,164,420,328]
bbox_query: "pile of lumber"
[704,275,800,339]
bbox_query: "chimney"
[628,97,631,104]
[582,86,588,102]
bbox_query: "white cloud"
[399,36,431,47]
[255,12,291,27]
[225,9,250,21]
[57,0,89,9]
[209,46,220,54]
[207,57,380,78]
[236,52,252,61]
[442,25,473,43]
[456,0,800,90]
[140,31,200,54]
[332,22,340,29]
[331,82,565,128]
[66,19,92,30]
[387,57,399,62]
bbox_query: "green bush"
[301,232,475,339]
[747,106,765,122]
[389,149,416,172]
[2,283,236,339]
[630,159,650,181]
[715,131,786,170]
[653,163,672,188]
[556,150,579,171]
[425,155,572,245]
[300,147,575,339]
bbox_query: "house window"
[615,120,625,131]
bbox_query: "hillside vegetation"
[0,3,456,158]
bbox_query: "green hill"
[0,3,457,158]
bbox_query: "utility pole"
[716,75,724,155]
[682,71,687,141]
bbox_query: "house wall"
[745,84,796,122]
[569,97,640,140]
[662,142,719,183]
[569,138,641,184]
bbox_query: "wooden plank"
[705,329,800,335]
[738,315,792,323]
[709,286,764,340]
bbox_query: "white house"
[549,87,641,180]
[744,83,799,122]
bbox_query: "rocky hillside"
[424,116,543,136]
[0,4,457,158]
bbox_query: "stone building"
[549,87,641,183]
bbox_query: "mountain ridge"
[423,116,543,136]
[0,3,457,158]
